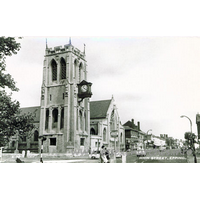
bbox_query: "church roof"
[90,99,112,119]
[20,106,40,123]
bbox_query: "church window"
[63,93,64,99]
[50,95,52,101]
[90,128,97,135]
[79,110,83,130]
[51,59,57,81]
[120,132,123,143]
[80,138,85,146]
[45,109,49,130]
[12,141,15,147]
[60,58,66,79]
[52,108,58,129]
[103,128,106,141]
[22,136,26,142]
[74,59,78,79]
[110,110,117,131]
[79,63,83,82]
[60,108,64,129]
[50,138,56,146]
[34,130,39,142]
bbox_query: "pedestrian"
[100,145,108,163]
[105,148,110,163]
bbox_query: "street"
[1,148,190,163]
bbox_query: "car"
[159,146,166,152]
[136,149,146,157]
[115,152,122,158]
[89,151,100,159]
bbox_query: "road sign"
[111,131,118,137]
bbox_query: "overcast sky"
[5,36,200,140]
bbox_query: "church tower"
[39,39,91,153]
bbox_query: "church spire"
[84,43,86,55]
[69,37,71,45]
[46,38,48,49]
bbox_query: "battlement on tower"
[46,44,85,59]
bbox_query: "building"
[6,40,125,154]
[123,119,146,150]
[39,41,92,153]
[90,97,125,152]
[7,106,40,153]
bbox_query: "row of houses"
[124,120,184,151]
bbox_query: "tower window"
[52,108,58,129]
[79,63,83,82]
[45,109,49,130]
[61,58,66,79]
[34,130,39,142]
[51,59,57,81]
[80,138,85,146]
[50,95,52,101]
[60,108,64,129]
[63,93,64,99]
[50,138,56,146]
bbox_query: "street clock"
[77,80,92,101]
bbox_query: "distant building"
[123,119,146,150]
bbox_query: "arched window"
[103,128,106,141]
[52,108,58,129]
[79,63,83,82]
[60,108,64,129]
[60,58,66,79]
[90,128,97,135]
[79,110,83,130]
[110,110,117,131]
[120,132,123,143]
[34,130,39,142]
[45,109,49,130]
[74,59,78,78]
[51,59,57,81]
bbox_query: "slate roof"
[90,99,112,119]
[20,106,41,123]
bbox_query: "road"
[1,149,188,163]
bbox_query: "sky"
[5,36,200,140]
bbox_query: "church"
[8,39,125,154]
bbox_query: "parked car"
[89,151,100,159]
[115,152,122,158]
[136,149,146,157]
[159,146,166,152]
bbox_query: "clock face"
[81,85,88,92]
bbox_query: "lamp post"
[180,115,192,134]
[180,115,197,163]
[146,129,152,149]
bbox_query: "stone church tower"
[39,39,91,153]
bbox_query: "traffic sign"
[111,131,118,137]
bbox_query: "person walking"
[100,145,108,163]
[105,148,110,163]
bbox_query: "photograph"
[1,36,200,164]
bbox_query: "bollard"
[122,153,126,163]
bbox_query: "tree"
[184,132,197,163]
[0,37,35,147]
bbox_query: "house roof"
[20,106,40,122]
[90,99,112,119]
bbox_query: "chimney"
[137,121,140,131]
[131,119,134,128]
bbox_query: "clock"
[81,85,88,92]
